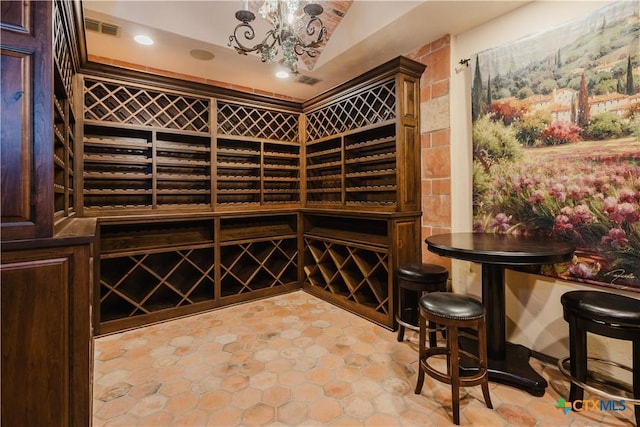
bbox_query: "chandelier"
[228,0,328,74]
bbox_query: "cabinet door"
[1,1,54,240]
[1,245,92,427]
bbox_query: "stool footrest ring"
[557,356,640,405]
[395,316,446,333]
[420,347,488,386]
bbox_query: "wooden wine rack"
[216,101,300,208]
[80,76,213,214]
[82,57,424,333]
[306,137,343,204]
[95,212,300,333]
[219,213,299,302]
[52,0,77,232]
[97,218,215,332]
[304,238,390,318]
[303,63,421,212]
[301,210,422,328]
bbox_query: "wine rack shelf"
[52,0,76,231]
[220,238,298,297]
[302,212,392,326]
[303,58,423,212]
[215,101,300,207]
[305,123,399,206]
[301,210,422,328]
[219,213,298,298]
[81,124,213,212]
[96,213,300,333]
[304,237,390,314]
[100,247,215,322]
[80,76,212,214]
[304,90,402,209]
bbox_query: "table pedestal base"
[459,337,547,397]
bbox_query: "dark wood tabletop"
[426,232,575,266]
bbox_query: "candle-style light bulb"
[242,0,248,10]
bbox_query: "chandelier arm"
[304,15,326,41]
[229,22,281,56]
[228,22,260,53]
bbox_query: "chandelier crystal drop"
[228,0,328,74]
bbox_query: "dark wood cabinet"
[1,2,92,426]
[1,0,54,241]
[1,220,95,427]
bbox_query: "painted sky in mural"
[471,0,640,291]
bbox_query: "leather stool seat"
[395,263,448,343]
[560,291,640,426]
[415,292,492,425]
[418,292,485,320]
[561,291,640,327]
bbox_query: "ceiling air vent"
[85,18,100,32]
[296,75,321,86]
[84,18,120,37]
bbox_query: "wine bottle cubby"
[301,210,422,328]
[304,64,421,212]
[215,101,300,208]
[219,213,299,299]
[97,218,216,333]
[344,123,396,206]
[83,125,153,210]
[215,138,261,206]
[305,137,343,205]
[302,212,392,327]
[156,131,212,207]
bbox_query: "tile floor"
[93,291,636,426]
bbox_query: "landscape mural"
[471,0,640,292]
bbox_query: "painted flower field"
[473,137,640,291]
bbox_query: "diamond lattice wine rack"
[97,219,215,332]
[84,56,424,333]
[81,76,212,214]
[216,101,300,208]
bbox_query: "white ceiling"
[82,0,529,100]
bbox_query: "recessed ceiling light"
[190,49,215,61]
[134,35,154,45]
[276,70,290,79]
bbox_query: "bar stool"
[395,263,448,343]
[559,291,640,426]
[415,292,492,425]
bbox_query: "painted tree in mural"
[577,72,590,128]
[472,56,484,122]
[627,55,634,95]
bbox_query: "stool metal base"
[557,356,640,405]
